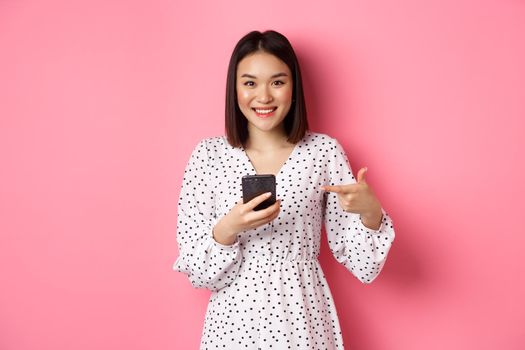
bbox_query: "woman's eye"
[243,81,255,87]
[273,80,285,86]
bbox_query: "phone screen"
[242,174,276,211]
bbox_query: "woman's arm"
[322,138,395,284]
[173,139,242,292]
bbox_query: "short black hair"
[225,30,308,147]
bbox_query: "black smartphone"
[242,174,276,211]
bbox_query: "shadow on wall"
[380,226,424,288]
[319,215,431,349]
[293,40,362,132]
[320,215,428,289]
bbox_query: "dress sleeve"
[323,139,395,284]
[172,139,242,291]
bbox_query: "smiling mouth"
[252,107,277,115]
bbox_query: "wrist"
[212,220,237,246]
[360,207,383,230]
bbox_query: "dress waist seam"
[242,257,319,262]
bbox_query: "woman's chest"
[211,153,326,217]
[243,147,294,176]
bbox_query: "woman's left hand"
[320,167,383,229]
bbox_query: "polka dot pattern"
[173,131,395,349]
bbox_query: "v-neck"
[239,132,306,177]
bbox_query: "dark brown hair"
[225,30,308,147]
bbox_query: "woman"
[173,30,395,349]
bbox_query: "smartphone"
[242,174,276,211]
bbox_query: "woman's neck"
[245,124,291,152]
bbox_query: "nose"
[256,85,273,104]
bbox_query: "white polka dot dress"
[173,131,395,349]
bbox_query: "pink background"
[1,0,524,349]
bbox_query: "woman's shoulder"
[303,130,339,147]
[196,134,227,146]
[191,134,231,158]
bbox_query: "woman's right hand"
[212,192,281,245]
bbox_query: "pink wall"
[1,0,524,349]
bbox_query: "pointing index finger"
[320,185,344,193]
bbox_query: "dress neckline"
[239,131,308,177]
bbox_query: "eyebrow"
[240,72,289,79]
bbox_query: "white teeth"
[254,108,276,114]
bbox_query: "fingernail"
[265,192,272,196]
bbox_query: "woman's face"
[236,51,293,134]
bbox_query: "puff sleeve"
[172,139,242,291]
[323,139,395,284]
